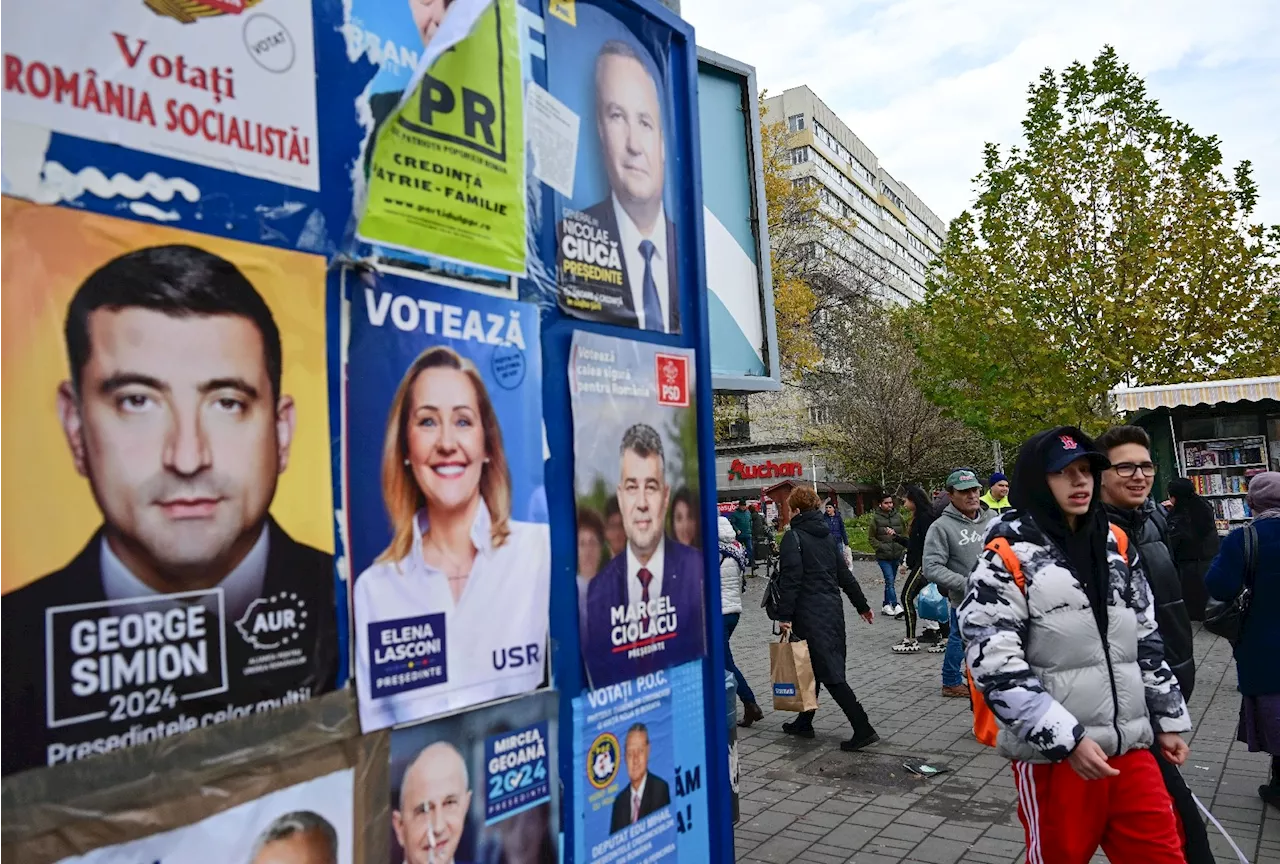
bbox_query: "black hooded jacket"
[1103,499,1196,700]
[1008,427,1112,635]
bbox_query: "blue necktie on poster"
[640,239,662,332]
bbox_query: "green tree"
[910,46,1280,443]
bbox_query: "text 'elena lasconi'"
[364,287,526,350]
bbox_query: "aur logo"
[235,592,308,651]
[655,353,689,407]
[145,0,264,24]
[587,732,621,789]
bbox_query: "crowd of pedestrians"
[716,422,1280,863]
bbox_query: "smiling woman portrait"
[353,345,550,732]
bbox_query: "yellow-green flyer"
[357,0,526,277]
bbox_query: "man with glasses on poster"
[1097,425,1212,864]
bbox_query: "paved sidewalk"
[729,563,1278,864]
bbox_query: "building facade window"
[788,113,806,132]
[812,121,877,188]
[807,405,831,426]
[790,146,811,165]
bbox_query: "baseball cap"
[945,469,981,491]
[1045,431,1110,474]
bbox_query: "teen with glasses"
[1097,425,1211,864]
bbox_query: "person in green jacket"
[981,472,1012,513]
[868,494,907,616]
[727,498,754,566]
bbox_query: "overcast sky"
[682,0,1280,227]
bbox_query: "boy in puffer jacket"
[959,427,1192,864]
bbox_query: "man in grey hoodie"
[923,469,997,697]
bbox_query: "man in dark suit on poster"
[557,40,680,333]
[584,424,704,687]
[1,245,337,776]
[609,723,670,833]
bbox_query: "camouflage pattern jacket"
[958,511,1191,764]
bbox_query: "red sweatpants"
[1011,748,1183,864]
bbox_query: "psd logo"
[235,593,308,651]
[145,0,263,24]
[655,353,689,407]
[587,732,620,789]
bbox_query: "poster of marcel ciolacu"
[569,331,705,691]
[345,269,548,732]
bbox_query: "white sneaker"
[881,604,895,616]
[893,604,905,617]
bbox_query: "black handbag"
[1203,525,1258,645]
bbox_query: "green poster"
[358,0,526,277]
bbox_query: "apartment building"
[713,87,949,513]
[763,85,946,305]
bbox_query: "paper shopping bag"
[770,636,819,712]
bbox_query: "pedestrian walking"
[728,498,753,569]
[1096,426,1210,860]
[868,494,907,616]
[749,503,770,574]
[718,516,763,728]
[1206,471,1280,810]
[774,486,879,751]
[961,426,1192,863]
[892,485,942,654]
[923,469,996,697]
[981,472,1013,513]
[824,500,850,560]
[1166,477,1220,621]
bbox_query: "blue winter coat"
[1205,518,1280,696]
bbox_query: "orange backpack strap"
[985,536,1026,594]
[971,536,1026,748]
[1109,523,1130,561]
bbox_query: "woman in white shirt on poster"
[354,346,550,731]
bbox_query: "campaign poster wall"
[0,0,319,191]
[0,197,336,776]
[54,768,353,864]
[572,662,708,863]
[388,691,559,864]
[354,0,527,278]
[345,269,549,732]
[570,332,705,690]
[546,0,682,334]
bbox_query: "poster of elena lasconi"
[344,269,549,732]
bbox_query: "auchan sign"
[727,458,803,482]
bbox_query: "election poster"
[546,0,682,333]
[1,0,319,191]
[572,661,708,863]
[388,691,559,864]
[345,269,549,732]
[0,197,337,776]
[355,0,527,277]
[570,332,705,690]
[53,768,353,864]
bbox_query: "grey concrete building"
[763,85,947,305]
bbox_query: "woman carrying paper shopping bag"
[775,486,879,751]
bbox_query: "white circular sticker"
[243,14,295,74]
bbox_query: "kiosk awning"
[1110,376,1280,413]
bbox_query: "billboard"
[695,49,778,392]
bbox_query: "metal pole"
[812,453,818,493]
[993,441,1004,474]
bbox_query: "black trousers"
[796,681,875,738]
[900,566,927,640]
[1152,742,1215,864]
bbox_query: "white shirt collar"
[100,524,270,621]
[625,535,665,607]
[631,773,648,805]
[611,193,669,332]
[411,499,495,566]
